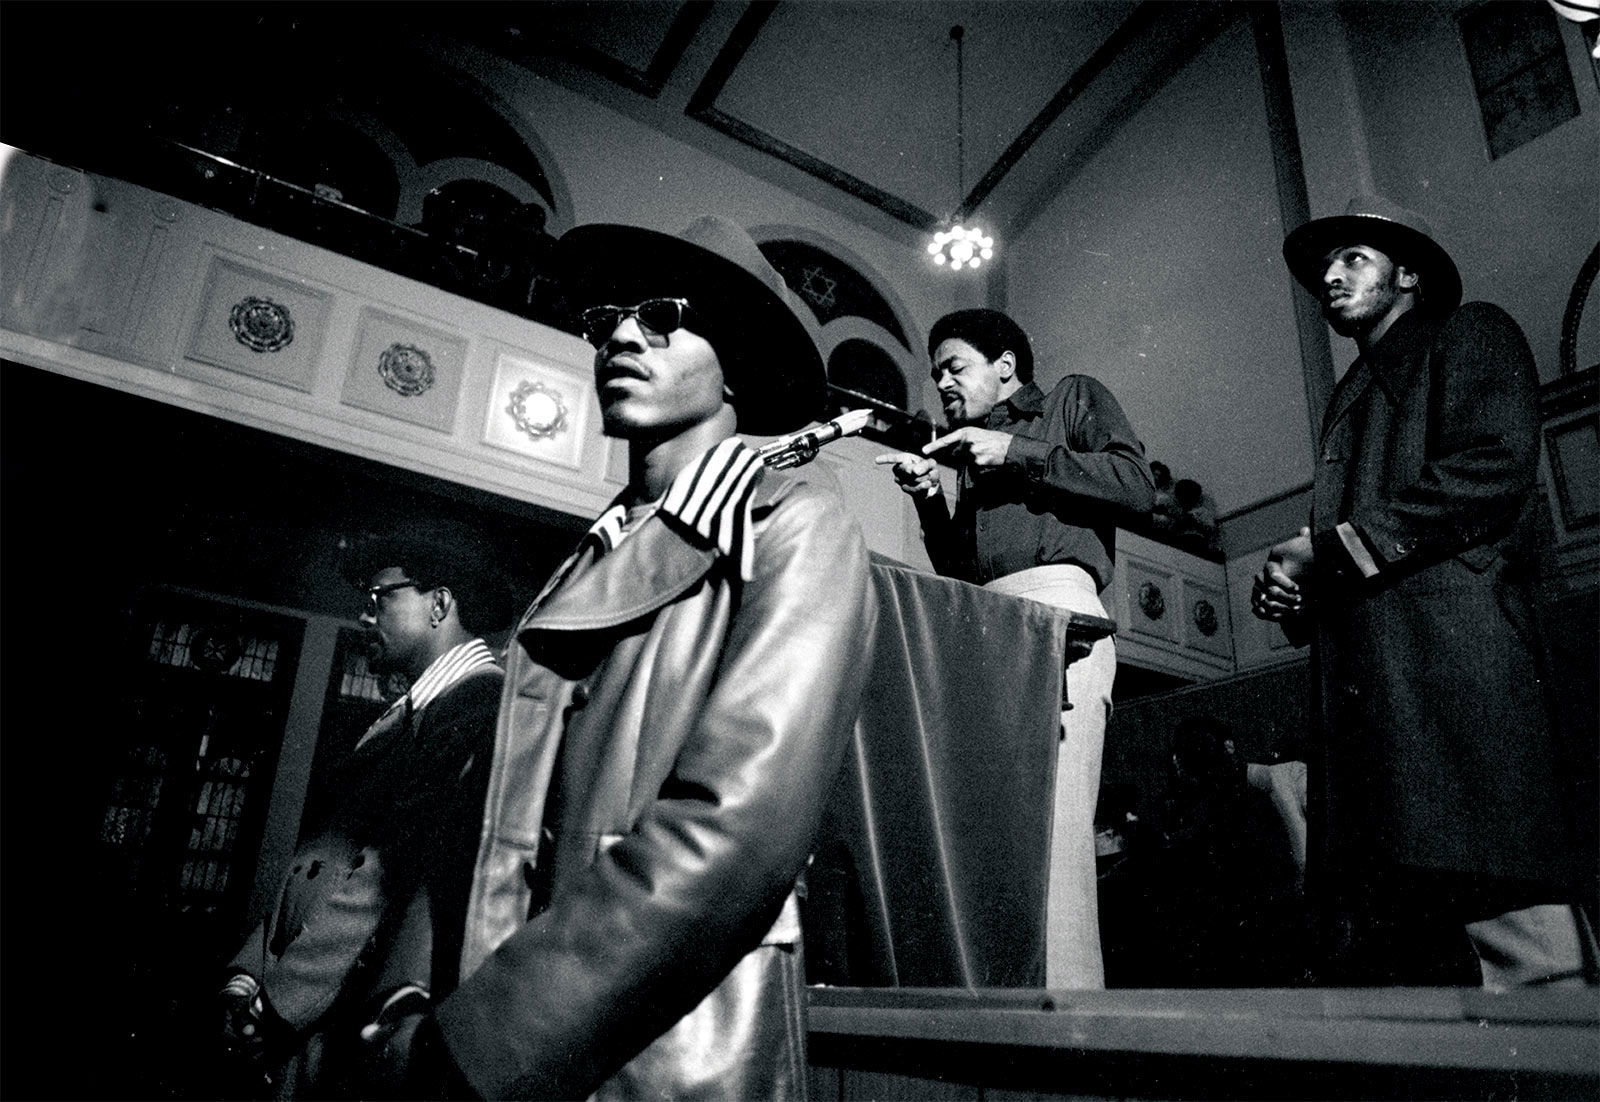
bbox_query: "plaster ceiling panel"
[709,1,1139,219]
[513,0,689,76]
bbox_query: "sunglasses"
[579,297,694,348]
[365,579,422,615]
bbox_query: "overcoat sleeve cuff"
[1334,522,1381,579]
[1311,524,1377,583]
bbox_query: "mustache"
[597,356,650,385]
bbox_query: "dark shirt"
[920,377,1154,591]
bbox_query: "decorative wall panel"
[183,257,330,392]
[1120,556,1180,645]
[340,306,467,433]
[482,350,595,471]
[1182,578,1232,660]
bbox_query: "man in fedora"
[362,217,875,1098]
[1251,196,1591,988]
[216,529,507,1095]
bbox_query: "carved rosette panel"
[229,296,294,353]
[377,343,436,397]
[507,379,568,441]
[1137,580,1166,621]
[1192,597,1219,637]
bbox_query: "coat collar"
[1364,307,1434,402]
[1320,307,1435,443]
[518,466,788,635]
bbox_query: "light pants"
[1466,904,1594,990]
[1250,761,1593,989]
[986,564,1114,990]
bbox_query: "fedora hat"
[1282,195,1461,316]
[553,216,825,436]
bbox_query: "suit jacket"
[425,465,875,1100]
[230,663,504,1034]
[1304,302,1574,907]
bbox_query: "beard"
[942,395,991,428]
[1322,265,1408,338]
[1324,287,1398,338]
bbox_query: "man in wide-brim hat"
[359,217,876,1099]
[1253,196,1593,989]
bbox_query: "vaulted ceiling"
[448,1,1237,236]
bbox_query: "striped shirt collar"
[585,437,766,581]
[405,638,499,715]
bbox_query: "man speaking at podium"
[878,308,1154,990]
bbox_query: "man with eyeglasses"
[215,533,505,1096]
[358,216,874,1100]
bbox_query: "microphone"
[757,409,874,469]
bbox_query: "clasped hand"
[1251,528,1313,621]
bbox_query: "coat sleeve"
[1003,375,1155,525]
[1313,303,1540,579]
[432,481,876,1100]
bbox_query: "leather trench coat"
[1305,302,1575,909]
[430,466,875,1100]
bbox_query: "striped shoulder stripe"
[409,638,501,714]
[589,503,629,554]
[659,438,765,581]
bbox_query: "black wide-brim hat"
[1282,195,1462,316]
[553,216,826,436]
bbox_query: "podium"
[805,557,1115,988]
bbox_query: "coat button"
[571,684,591,708]
[1394,539,1415,557]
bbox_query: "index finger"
[922,430,966,456]
[874,453,919,466]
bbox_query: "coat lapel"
[1322,309,1436,446]
[1363,309,1433,405]
[1320,358,1372,449]
[1319,310,1433,449]
[521,514,718,635]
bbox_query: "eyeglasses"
[579,297,694,348]
[365,579,421,615]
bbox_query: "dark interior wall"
[0,362,586,1098]
[1107,607,1599,918]
[1105,660,1312,826]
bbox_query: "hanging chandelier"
[927,25,994,272]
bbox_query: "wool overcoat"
[1304,301,1574,910]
